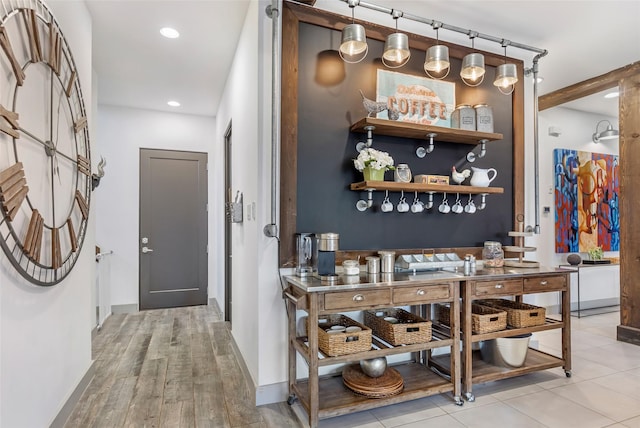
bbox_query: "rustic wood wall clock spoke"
[0,0,91,286]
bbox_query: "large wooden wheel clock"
[0,0,91,286]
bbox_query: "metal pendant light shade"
[382,32,410,68]
[423,45,450,79]
[460,53,485,86]
[493,63,518,94]
[339,23,368,63]
[592,120,619,143]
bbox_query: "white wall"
[95,106,215,307]
[0,2,95,426]
[210,0,290,400]
[214,0,263,385]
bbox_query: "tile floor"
[292,311,640,428]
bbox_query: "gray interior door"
[140,149,208,310]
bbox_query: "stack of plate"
[342,364,404,398]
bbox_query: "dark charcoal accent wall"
[296,23,514,251]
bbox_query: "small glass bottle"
[482,241,504,267]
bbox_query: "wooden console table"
[283,272,462,428]
[284,267,571,426]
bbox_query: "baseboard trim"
[209,297,222,316]
[49,360,97,428]
[255,381,289,406]
[618,325,640,346]
[546,298,620,315]
[571,297,620,312]
[226,324,259,403]
[224,323,288,405]
[111,303,138,314]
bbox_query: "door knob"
[142,247,154,253]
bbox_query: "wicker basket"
[437,303,507,334]
[364,308,432,345]
[308,314,372,357]
[478,299,546,328]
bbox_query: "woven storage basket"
[478,299,546,328]
[309,314,372,357]
[364,308,432,345]
[436,303,453,327]
[437,303,507,334]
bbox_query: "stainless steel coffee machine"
[317,233,339,280]
[295,233,317,277]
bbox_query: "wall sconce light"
[592,120,619,143]
[339,0,368,63]
[424,22,449,79]
[382,10,410,68]
[493,41,518,94]
[460,33,485,86]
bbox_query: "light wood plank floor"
[64,305,301,428]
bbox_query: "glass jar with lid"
[482,241,504,267]
[394,164,412,183]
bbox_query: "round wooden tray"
[504,259,540,268]
[342,364,404,398]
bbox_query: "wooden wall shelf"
[350,117,504,145]
[350,181,504,195]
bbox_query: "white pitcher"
[470,167,497,187]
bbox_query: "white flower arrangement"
[353,148,395,172]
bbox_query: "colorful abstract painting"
[554,149,619,253]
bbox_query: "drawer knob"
[353,294,365,302]
[417,289,426,296]
[495,284,503,289]
[540,280,548,285]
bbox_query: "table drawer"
[473,279,523,297]
[393,284,452,304]
[323,289,391,310]
[524,275,567,293]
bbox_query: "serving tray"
[395,253,464,271]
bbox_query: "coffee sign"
[376,69,455,127]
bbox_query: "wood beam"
[279,3,299,268]
[539,61,640,111]
[618,71,640,345]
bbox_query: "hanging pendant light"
[339,0,368,63]
[494,42,518,94]
[424,22,450,79]
[460,33,485,86]
[382,10,410,68]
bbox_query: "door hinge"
[206,244,209,254]
[206,203,208,212]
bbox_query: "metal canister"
[318,233,339,251]
[378,251,396,273]
[366,256,380,274]
[451,104,475,130]
[474,104,494,133]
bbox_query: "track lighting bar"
[340,0,547,56]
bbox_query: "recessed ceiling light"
[604,91,619,99]
[160,27,180,39]
[167,100,180,107]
